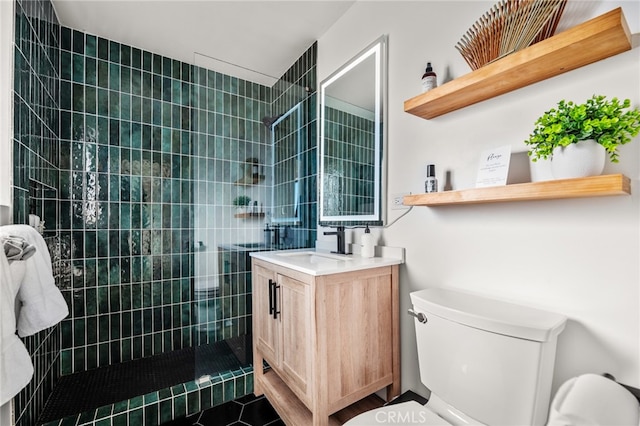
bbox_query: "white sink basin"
[275,251,353,262]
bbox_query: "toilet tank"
[411,288,567,426]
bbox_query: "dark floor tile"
[240,397,280,426]
[163,414,197,426]
[166,393,282,426]
[234,393,261,404]
[197,400,243,425]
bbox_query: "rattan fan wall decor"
[456,0,567,70]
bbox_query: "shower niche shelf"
[403,174,631,207]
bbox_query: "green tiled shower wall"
[11,0,318,423]
[56,26,275,375]
[270,44,318,243]
[12,0,62,425]
[322,106,376,218]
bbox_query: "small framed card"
[476,145,512,188]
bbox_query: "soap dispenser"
[361,226,375,258]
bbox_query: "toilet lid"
[344,401,451,426]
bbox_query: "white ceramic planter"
[551,139,606,179]
[529,156,554,182]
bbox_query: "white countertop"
[249,246,404,276]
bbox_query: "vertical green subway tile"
[86,315,97,344]
[121,66,131,93]
[94,404,112,421]
[72,83,84,111]
[109,40,120,63]
[140,98,151,124]
[199,385,212,411]
[97,87,108,116]
[112,413,127,426]
[131,68,141,96]
[173,394,186,419]
[110,312,121,340]
[97,37,109,60]
[112,399,128,415]
[131,122,142,149]
[73,347,85,373]
[120,44,131,67]
[61,50,72,80]
[86,34,97,57]
[85,86,97,114]
[98,342,109,366]
[61,26,72,51]
[144,404,159,426]
[142,50,152,72]
[131,95,142,122]
[152,54,162,75]
[152,100,161,126]
[109,90,120,118]
[77,409,95,425]
[186,390,199,415]
[73,53,84,83]
[129,408,143,425]
[131,47,141,69]
[72,29,85,54]
[98,287,109,316]
[97,59,108,88]
[86,57,97,86]
[140,72,153,98]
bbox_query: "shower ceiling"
[51,0,355,86]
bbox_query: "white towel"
[0,249,34,406]
[0,225,68,337]
[547,374,640,426]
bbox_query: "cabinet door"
[253,264,280,366]
[278,273,312,406]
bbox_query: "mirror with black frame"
[319,35,387,226]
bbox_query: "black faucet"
[264,224,281,248]
[273,225,281,247]
[324,226,347,254]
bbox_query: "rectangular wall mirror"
[319,35,387,226]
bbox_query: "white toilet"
[346,287,567,425]
[346,288,640,425]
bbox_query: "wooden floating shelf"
[404,8,631,119]
[403,174,631,207]
[234,212,265,218]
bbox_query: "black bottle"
[421,62,437,92]
[425,164,438,193]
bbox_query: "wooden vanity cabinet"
[252,258,400,426]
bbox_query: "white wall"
[318,0,640,398]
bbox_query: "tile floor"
[166,389,428,426]
[166,393,284,426]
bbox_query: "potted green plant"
[233,195,251,214]
[525,95,640,179]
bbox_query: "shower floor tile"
[39,335,252,424]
